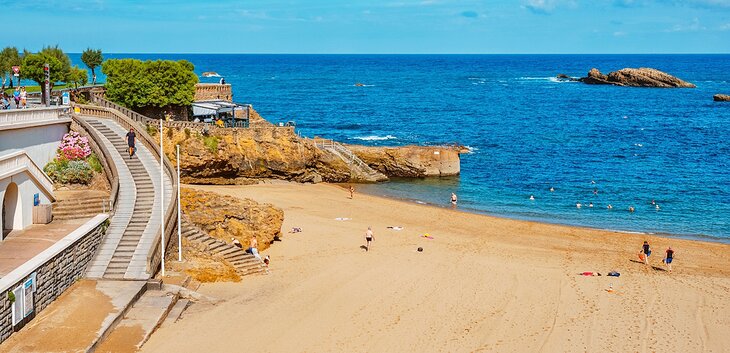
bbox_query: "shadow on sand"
[629,259,667,271]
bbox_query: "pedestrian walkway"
[83,117,172,280]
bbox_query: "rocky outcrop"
[348,145,461,177]
[181,188,283,251]
[161,126,354,183]
[556,74,578,82]
[580,68,695,88]
[714,94,730,102]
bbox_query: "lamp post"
[159,119,165,277]
[177,144,182,262]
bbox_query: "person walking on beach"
[663,246,674,272]
[364,226,374,252]
[349,185,355,199]
[450,193,458,207]
[641,241,651,265]
[125,128,136,158]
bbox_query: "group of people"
[1,87,28,109]
[639,240,675,272]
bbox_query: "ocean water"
[72,54,730,240]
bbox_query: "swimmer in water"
[629,206,635,213]
[655,204,660,210]
[607,204,613,209]
[589,202,594,208]
[530,195,535,201]
[576,202,582,209]
[550,187,555,192]
[593,189,598,195]
[651,199,656,205]
[450,193,458,207]
[591,180,596,185]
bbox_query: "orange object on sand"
[638,252,646,261]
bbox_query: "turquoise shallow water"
[72,54,730,240]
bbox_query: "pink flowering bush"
[58,131,92,160]
[44,131,101,185]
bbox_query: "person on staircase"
[248,236,261,260]
[126,127,136,158]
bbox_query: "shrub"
[166,127,174,139]
[146,124,157,136]
[203,136,219,153]
[86,153,103,173]
[45,159,93,184]
[184,128,191,139]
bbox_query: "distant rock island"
[574,68,696,88]
[714,94,730,102]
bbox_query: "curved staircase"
[181,218,268,276]
[82,117,172,280]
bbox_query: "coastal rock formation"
[181,188,283,251]
[580,68,695,88]
[714,94,730,102]
[348,145,461,177]
[161,126,354,183]
[556,74,578,82]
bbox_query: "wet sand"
[142,181,730,353]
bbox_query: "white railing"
[0,107,70,128]
[313,138,379,177]
[0,150,56,202]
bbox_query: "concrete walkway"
[0,279,146,353]
[0,220,87,277]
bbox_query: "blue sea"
[71,54,730,240]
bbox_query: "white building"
[0,107,70,238]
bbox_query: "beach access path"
[141,181,730,353]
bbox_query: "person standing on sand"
[125,128,136,158]
[664,246,674,272]
[365,226,374,251]
[350,185,355,199]
[642,241,651,265]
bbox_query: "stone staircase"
[52,192,110,221]
[315,139,387,182]
[83,117,172,280]
[181,218,268,276]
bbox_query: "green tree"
[102,58,198,109]
[80,48,103,85]
[68,66,88,89]
[0,47,21,90]
[21,46,72,104]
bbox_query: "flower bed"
[44,131,102,185]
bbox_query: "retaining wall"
[0,215,109,343]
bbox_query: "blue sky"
[10,0,730,53]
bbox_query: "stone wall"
[0,215,109,343]
[195,84,232,102]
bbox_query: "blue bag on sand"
[607,271,620,277]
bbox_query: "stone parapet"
[0,215,109,343]
[195,84,232,102]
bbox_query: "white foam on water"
[351,135,397,141]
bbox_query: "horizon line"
[67,52,730,55]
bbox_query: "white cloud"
[667,17,706,32]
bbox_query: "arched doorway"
[2,182,21,237]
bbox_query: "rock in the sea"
[181,188,283,251]
[714,94,730,102]
[580,68,695,88]
[556,74,578,82]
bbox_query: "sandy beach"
[141,181,730,353]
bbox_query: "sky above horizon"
[9,0,730,53]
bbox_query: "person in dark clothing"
[125,128,136,158]
[663,247,675,272]
[641,241,651,265]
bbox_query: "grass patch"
[203,136,219,153]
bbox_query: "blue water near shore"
[74,54,730,240]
